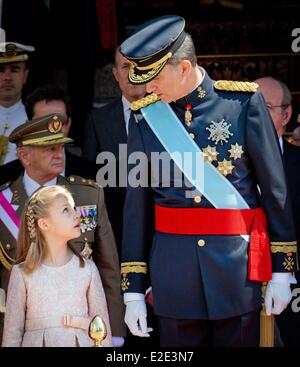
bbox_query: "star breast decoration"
[228,143,244,160]
[202,145,219,163]
[206,119,233,145]
[217,159,235,176]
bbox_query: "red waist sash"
[155,204,272,282]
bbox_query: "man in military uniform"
[0,113,125,344]
[120,15,298,346]
[0,84,98,185]
[0,42,34,165]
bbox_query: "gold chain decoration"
[0,242,15,263]
[131,93,160,111]
[0,245,12,270]
[214,80,258,93]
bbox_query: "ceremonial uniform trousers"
[121,72,298,346]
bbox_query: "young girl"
[2,185,112,347]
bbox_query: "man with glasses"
[255,77,292,147]
[256,77,300,346]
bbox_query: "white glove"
[125,300,153,337]
[112,336,125,347]
[265,282,292,315]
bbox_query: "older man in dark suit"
[256,76,300,346]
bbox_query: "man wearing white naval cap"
[0,42,34,165]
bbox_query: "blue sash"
[141,101,249,210]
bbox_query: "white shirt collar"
[279,136,283,154]
[23,171,58,197]
[0,99,24,114]
[121,95,132,135]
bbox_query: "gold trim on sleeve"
[121,261,147,275]
[271,245,297,254]
[120,262,147,292]
[271,241,297,245]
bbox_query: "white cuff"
[124,292,145,304]
[271,272,297,284]
[145,287,152,296]
[112,336,125,347]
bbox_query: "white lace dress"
[2,255,112,347]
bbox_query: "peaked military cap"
[0,42,35,64]
[9,113,73,147]
[120,15,186,84]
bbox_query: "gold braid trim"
[136,52,173,71]
[120,262,147,291]
[131,93,160,111]
[271,241,297,245]
[0,54,29,63]
[129,62,166,84]
[22,133,65,146]
[0,242,16,263]
[214,80,258,93]
[0,247,12,271]
[271,245,297,254]
[121,261,147,275]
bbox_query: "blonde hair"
[17,185,84,273]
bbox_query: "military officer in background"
[120,15,298,347]
[0,114,125,345]
[0,42,34,165]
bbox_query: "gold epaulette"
[67,175,99,188]
[131,93,160,111]
[214,80,258,93]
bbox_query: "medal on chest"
[76,205,97,233]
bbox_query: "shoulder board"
[214,80,258,93]
[131,93,160,111]
[0,181,11,192]
[66,176,99,188]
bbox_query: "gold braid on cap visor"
[128,52,173,84]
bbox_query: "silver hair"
[279,81,292,107]
[167,33,197,67]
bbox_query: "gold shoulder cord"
[131,93,160,111]
[214,80,258,93]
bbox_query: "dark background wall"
[2,0,300,146]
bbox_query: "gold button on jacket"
[198,239,205,247]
